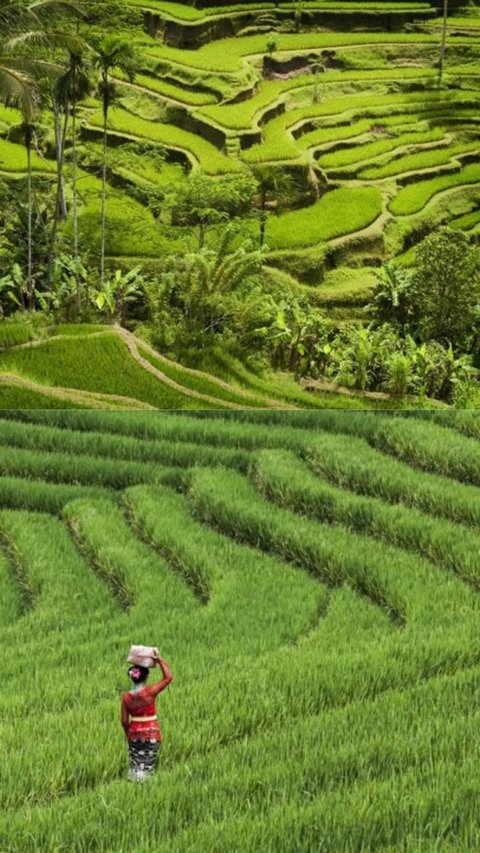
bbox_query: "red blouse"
[121,662,173,742]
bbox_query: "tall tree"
[93,34,136,286]
[1,0,83,303]
[68,51,91,267]
[438,0,448,83]
[250,165,293,247]
[47,48,90,286]
[1,5,39,306]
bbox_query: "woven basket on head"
[127,645,158,668]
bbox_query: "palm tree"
[68,51,91,267]
[250,165,294,247]
[367,261,415,331]
[1,0,83,304]
[0,1,82,112]
[93,35,136,286]
[1,5,39,307]
[47,48,91,286]
[160,226,263,338]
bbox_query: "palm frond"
[0,64,38,122]
[28,0,85,24]
[0,55,62,74]
[0,1,26,29]
[93,34,138,81]
[6,28,85,53]
[54,57,91,107]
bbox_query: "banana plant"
[94,266,145,324]
[0,262,26,313]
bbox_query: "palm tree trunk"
[72,91,78,261]
[26,124,33,311]
[260,190,267,247]
[73,25,80,273]
[438,0,448,83]
[100,77,108,288]
[47,105,70,287]
[72,94,82,313]
[57,109,69,220]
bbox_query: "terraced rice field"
[2,409,480,850]
[1,0,479,298]
[112,1,480,269]
[0,322,398,409]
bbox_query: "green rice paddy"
[1,410,480,849]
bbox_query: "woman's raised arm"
[149,652,173,697]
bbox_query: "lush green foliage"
[410,229,480,344]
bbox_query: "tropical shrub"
[367,262,417,332]
[148,226,264,350]
[167,173,257,248]
[410,228,480,346]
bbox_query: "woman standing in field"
[121,650,173,782]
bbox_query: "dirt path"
[116,327,249,410]
[6,330,111,352]
[116,325,288,409]
[0,373,157,410]
[300,377,449,408]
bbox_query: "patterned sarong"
[128,739,161,782]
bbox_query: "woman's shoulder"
[122,686,154,703]
[122,689,136,701]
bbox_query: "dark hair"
[128,664,149,684]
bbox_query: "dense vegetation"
[1,0,480,406]
[2,409,480,849]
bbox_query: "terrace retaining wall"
[143,7,436,49]
[168,109,229,149]
[80,125,192,170]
